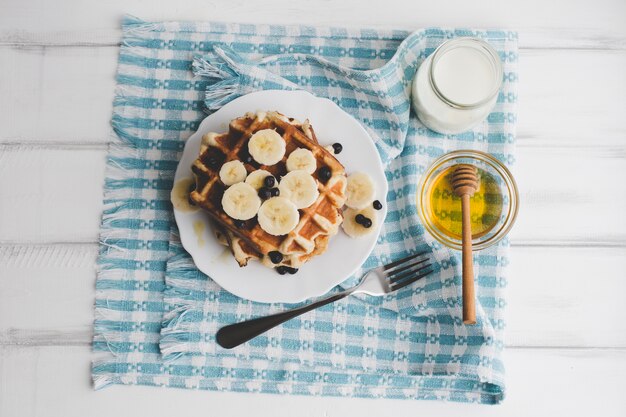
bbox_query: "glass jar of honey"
[417,150,518,250]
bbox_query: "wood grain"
[1,345,624,417]
[510,146,626,245]
[1,47,625,146]
[1,0,625,49]
[1,28,624,50]
[0,47,116,145]
[0,147,105,242]
[0,243,97,340]
[506,246,626,348]
[1,0,625,414]
[1,244,624,348]
[1,145,623,244]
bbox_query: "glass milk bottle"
[412,38,503,134]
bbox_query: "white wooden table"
[1,1,625,415]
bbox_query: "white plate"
[173,90,387,303]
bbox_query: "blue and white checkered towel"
[93,16,517,404]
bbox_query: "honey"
[427,165,503,239]
[171,178,198,213]
[193,220,206,247]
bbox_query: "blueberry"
[264,176,276,188]
[373,200,383,210]
[243,154,254,164]
[332,142,343,154]
[361,218,373,228]
[207,157,219,169]
[268,251,283,264]
[271,187,280,197]
[318,166,332,183]
[234,220,246,229]
[276,265,298,275]
[355,214,366,224]
[258,187,272,199]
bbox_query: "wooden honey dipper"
[451,164,479,325]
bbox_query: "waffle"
[190,111,347,271]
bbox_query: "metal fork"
[216,251,433,349]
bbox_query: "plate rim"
[173,89,388,303]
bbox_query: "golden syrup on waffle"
[428,165,503,239]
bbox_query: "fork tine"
[383,251,429,271]
[390,266,433,292]
[388,261,431,284]
[389,262,432,285]
[386,258,429,279]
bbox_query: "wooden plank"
[0,243,96,345]
[0,2,623,415]
[509,145,626,245]
[506,246,626,347]
[0,0,625,49]
[0,147,105,243]
[518,50,626,147]
[1,345,624,416]
[1,145,624,244]
[1,243,624,348]
[2,28,623,50]
[0,47,117,145]
[1,46,624,146]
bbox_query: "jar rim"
[417,150,519,250]
[428,38,503,109]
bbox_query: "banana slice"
[286,148,317,174]
[345,172,376,209]
[248,129,286,166]
[342,206,378,238]
[278,170,320,209]
[202,132,220,147]
[219,160,248,186]
[221,182,261,220]
[244,169,272,190]
[257,197,300,236]
[200,132,220,154]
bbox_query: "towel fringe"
[93,31,170,386]
[192,53,238,79]
[192,54,244,111]
[122,15,162,37]
[159,244,206,361]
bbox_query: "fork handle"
[216,290,352,349]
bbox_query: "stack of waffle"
[190,111,347,272]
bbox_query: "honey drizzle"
[193,220,206,247]
[171,178,198,213]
